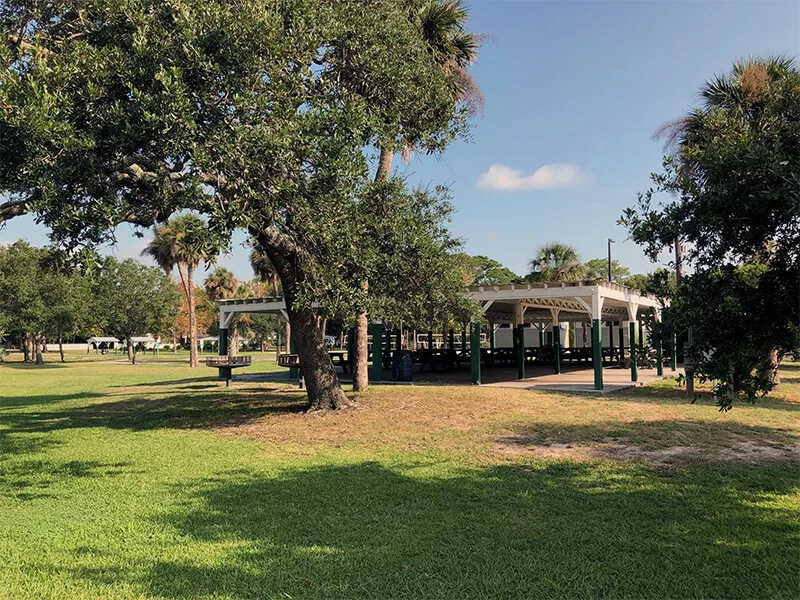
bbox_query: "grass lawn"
[1,355,798,599]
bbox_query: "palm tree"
[657,57,795,386]
[249,246,289,353]
[528,243,586,282]
[347,1,483,392]
[376,0,483,181]
[142,214,211,367]
[249,248,281,296]
[204,267,244,356]
[417,0,483,115]
[204,267,238,302]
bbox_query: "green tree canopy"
[0,241,49,362]
[583,258,631,281]
[0,241,99,363]
[456,254,518,286]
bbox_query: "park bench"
[206,355,251,387]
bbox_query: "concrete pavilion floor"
[239,362,683,395]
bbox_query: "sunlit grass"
[0,357,798,598]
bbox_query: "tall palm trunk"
[353,145,394,392]
[229,319,239,357]
[187,265,199,367]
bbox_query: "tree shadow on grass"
[1,391,108,409]
[113,377,223,389]
[0,459,129,501]
[0,388,309,435]
[0,430,61,458]
[133,461,800,599]
[0,362,70,369]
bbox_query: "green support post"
[618,326,625,365]
[427,330,434,349]
[516,324,525,380]
[656,331,664,376]
[553,325,562,375]
[370,323,383,382]
[489,324,496,350]
[670,330,677,372]
[629,321,638,382]
[470,323,481,385]
[289,337,299,380]
[461,324,467,353]
[592,319,603,390]
[608,321,614,364]
[218,328,229,379]
[639,321,645,352]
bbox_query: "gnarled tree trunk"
[253,227,349,410]
[127,339,135,364]
[58,332,65,363]
[767,349,781,387]
[34,334,44,365]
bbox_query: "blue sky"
[2,0,798,281]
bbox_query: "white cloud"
[476,163,591,191]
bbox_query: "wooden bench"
[206,355,251,386]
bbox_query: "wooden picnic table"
[328,350,350,374]
[412,348,459,371]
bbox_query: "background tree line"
[0,241,179,363]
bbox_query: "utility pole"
[607,238,615,281]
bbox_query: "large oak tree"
[0,0,474,409]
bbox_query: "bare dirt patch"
[496,435,800,466]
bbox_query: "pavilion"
[215,280,674,391]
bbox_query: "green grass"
[1,358,798,599]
